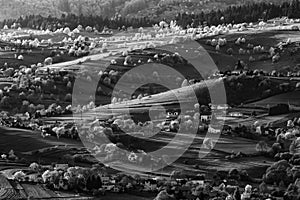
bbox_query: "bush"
[227,48,233,55]
[263,160,293,185]
[271,143,282,155]
[64,93,72,102]
[0,96,10,107]
[85,26,93,32]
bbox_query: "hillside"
[0,0,61,21]
[0,0,289,21]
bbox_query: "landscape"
[0,0,300,200]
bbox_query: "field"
[2,26,298,170]
[0,124,272,199]
[1,22,300,200]
[0,127,82,153]
[0,29,110,68]
[247,90,300,107]
[198,29,300,73]
[0,126,269,178]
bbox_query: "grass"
[198,29,300,73]
[0,124,269,179]
[3,27,300,183]
[0,48,75,69]
[0,127,82,153]
[247,90,300,106]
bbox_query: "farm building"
[201,114,212,122]
[228,112,243,117]
[101,176,111,185]
[267,17,289,26]
[211,104,230,110]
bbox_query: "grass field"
[198,29,300,73]
[247,90,300,107]
[0,47,75,68]
[0,124,270,180]
[2,26,300,189]
[0,127,83,160]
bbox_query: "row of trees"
[1,0,300,30]
[0,14,154,31]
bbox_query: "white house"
[201,115,212,122]
[229,112,243,118]
[101,176,111,185]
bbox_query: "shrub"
[64,93,72,102]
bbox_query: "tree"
[170,170,182,180]
[0,96,10,108]
[256,141,269,153]
[119,176,130,187]
[64,93,72,102]
[133,174,141,182]
[154,189,176,200]
[233,187,241,200]
[271,143,282,154]
[290,138,300,154]
[259,182,268,194]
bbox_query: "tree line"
[1,0,300,31]
[176,0,300,28]
[0,14,155,31]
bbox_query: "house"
[112,185,123,193]
[211,104,230,110]
[101,176,111,185]
[229,112,243,118]
[55,164,68,171]
[4,46,12,51]
[231,70,242,75]
[208,126,221,134]
[217,104,230,110]
[200,115,212,122]
[102,185,113,191]
[166,111,180,120]
[267,17,288,26]
[188,180,204,186]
